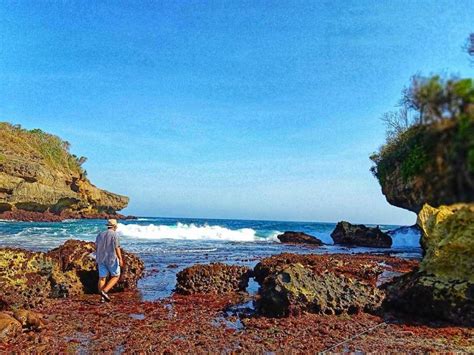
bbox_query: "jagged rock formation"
[276,231,324,246]
[0,122,129,220]
[175,263,252,295]
[384,204,474,325]
[0,240,144,309]
[330,221,392,248]
[254,253,417,317]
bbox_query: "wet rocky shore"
[2,291,473,353]
[1,238,473,353]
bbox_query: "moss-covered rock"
[0,240,145,309]
[371,119,474,213]
[0,248,62,308]
[47,239,145,293]
[257,263,384,317]
[254,253,417,317]
[417,203,474,281]
[384,203,474,325]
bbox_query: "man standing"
[95,219,124,302]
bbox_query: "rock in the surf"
[277,231,323,246]
[175,263,252,295]
[330,221,392,248]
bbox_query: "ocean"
[0,217,422,300]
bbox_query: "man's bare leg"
[102,276,120,293]
[98,277,107,293]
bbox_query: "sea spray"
[117,222,281,242]
[388,226,421,248]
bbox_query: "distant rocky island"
[0,122,132,221]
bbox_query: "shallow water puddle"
[129,313,145,320]
[211,298,256,331]
[376,262,403,286]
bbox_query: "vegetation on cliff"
[0,122,129,219]
[0,123,87,176]
[370,76,474,212]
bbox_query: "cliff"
[0,122,129,220]
[370,118,474,213]
[371,96,474,324]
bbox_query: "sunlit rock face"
[384,203,474,325]
[0,240,144,309]
[0,122,129,221]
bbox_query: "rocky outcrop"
[0,248,68,308]
[276,231,323,246]
[330,221,392,248]
[47,240,145,294]
[254,253,417,317]
[0,122,130,221]
[0,240,144,309]
[384,204,474,325]
[372,120,474,213]
[258,263,384,317]
[175,263,252,295]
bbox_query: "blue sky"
[0,1,473,224]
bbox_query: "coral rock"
[175,263,252,295]
[258,263,384,317]
[47,239,145,293]
[254,253,416,317]
[0,240,144,309]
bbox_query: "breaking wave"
[389,226,421,248]
[117,222,280,242]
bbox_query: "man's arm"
[116,246,124,267]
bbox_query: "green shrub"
[370,125,432,184]
[372,75,474,185]
[0,122,86,175]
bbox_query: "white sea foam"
[117,222,280,242]
[389,226,421,248]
